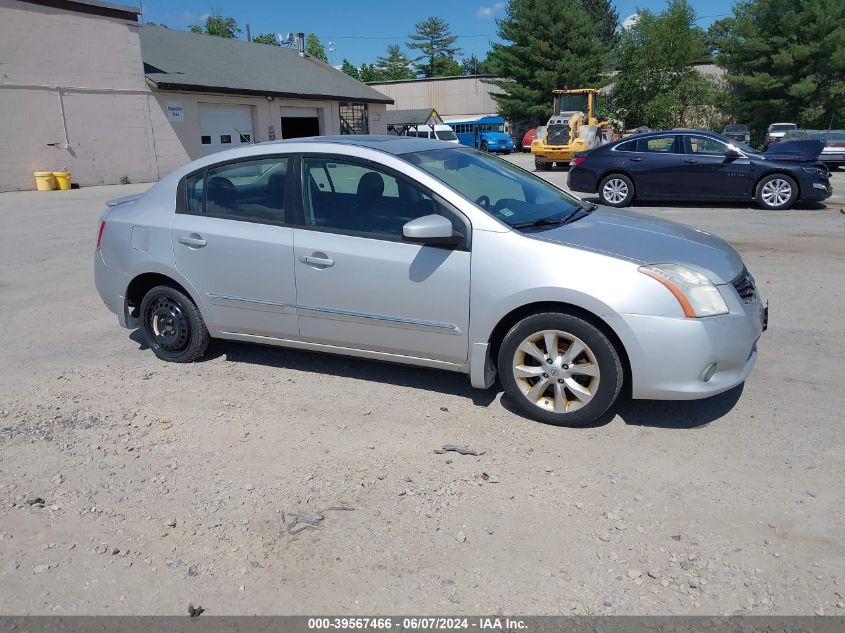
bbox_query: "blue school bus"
[448,116,514,154]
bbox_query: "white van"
[403,124,459,144]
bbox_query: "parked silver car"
[95,136,766,426]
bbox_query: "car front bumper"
[801,179,833,201]
[607,293,766,400]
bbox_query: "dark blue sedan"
[567,130,832,210]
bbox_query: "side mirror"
[725,146,741,158]
[402,214,463,247]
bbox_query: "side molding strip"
[297,304,462,336]
[206,293,294,315]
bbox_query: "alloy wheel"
[511,329,601,413]
[602,178,629,204]
[761,178,792,207]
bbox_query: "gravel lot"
[0,162,843,616]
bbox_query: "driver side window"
[684,136,728,156]
[301,158,447,241]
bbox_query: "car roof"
[616,129,719,141]
[262,134,458,155]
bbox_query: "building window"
[339,103,368,135]
[220,135,232,144]
[201,135,211,144]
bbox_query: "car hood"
[527,208,743,284]
[762,140,825,161]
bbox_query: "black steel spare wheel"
[140,285,210,363]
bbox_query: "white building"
[0,0,392,191]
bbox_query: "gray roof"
[384,108,443,127]
[140,26,392,104]
[264,134,459,155]
[71,0,140,13]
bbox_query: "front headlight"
[802,166,828,177]
[638,264,729,317]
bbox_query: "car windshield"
[770,124,796,132]
[724,125,747,132]
[404,147,581,227]
[435,129,458,141]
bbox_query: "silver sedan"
[95,136,766,426]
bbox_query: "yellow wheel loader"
[531,88,608,171]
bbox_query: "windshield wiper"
[511,215,569,229]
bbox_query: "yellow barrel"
[34,171,56,191]
[53,171,72,190]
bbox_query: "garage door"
[198,104,254,156]
[280,105,321,139]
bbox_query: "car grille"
[732,268,757,303]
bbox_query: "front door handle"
[178,235,207,247]
[299,255,335,267]
[629,157,643,162]
[684,159,697,164]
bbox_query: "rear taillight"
[571,156,587,167]
[96,220,106,250]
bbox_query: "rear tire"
[498,312,623,427]
[140,285,210,363]
[755,173,798,210]
[598,173,634,207]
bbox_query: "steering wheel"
[475,194,491,209]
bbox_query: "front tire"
[598,173,634,207]
[498,313,623,426]
[481,142,489,153]
[534,156,550,171]
[140,285,210,363]
[755,174,798,210]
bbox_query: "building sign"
[166,101,184,123]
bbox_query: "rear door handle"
[299,255,334,267]
[177,235,207,247]
[629,157,643,162]
[684,159,697,164]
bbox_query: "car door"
[292,155,471,366]
[630,135,685,198]
[680,135,753,198]
[171,155,299,338]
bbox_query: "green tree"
[252,33,280,46]
[305,33,328,62]
[461,53,493,75]
[611,0,723,129]
[406,16,463,77]
[486,0,617,124]
[715,0,845,133]
[375,45,415,80]
[188,10,240,38]
[358,63,383,82]
[582,0,619,44]
[341,58,361,80]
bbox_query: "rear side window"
[638,136,678,153]
[615,139,636,152]
[180,157,289,225]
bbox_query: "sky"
[138,0,737,67]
